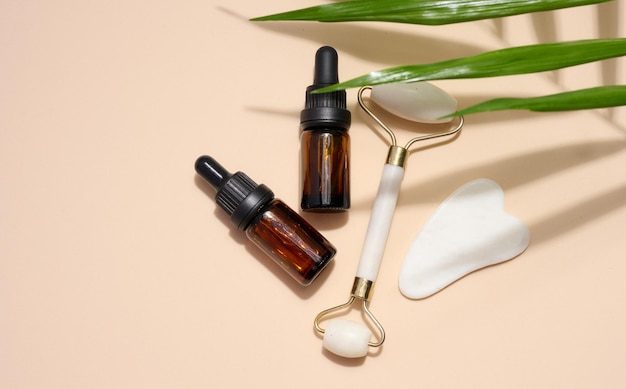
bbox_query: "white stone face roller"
[314,83,464,358]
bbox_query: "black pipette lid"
[195,155,274,230]
[300,46,351,131]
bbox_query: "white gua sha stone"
[399,179,530,299]
[314,84,463,359]
[370,82,458,124]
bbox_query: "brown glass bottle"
[300,46,351,212]
[246,199,335,285]
[195,155,336,286]
[301,129,350,211]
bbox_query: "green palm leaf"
[252,0,612,25]
[444,86,626,117]
[315,39,626,92]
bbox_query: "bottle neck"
[214,176,274,231]
[300,107,351,131]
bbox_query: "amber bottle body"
[246,199,336,285]
[300,129,350,212]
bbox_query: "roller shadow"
[350,139,626,248]
[396,139,626,206]
[348,141,626,249]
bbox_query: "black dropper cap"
[300,46,351,131]
[195,155,274,230]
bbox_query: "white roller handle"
[355,163,405,281]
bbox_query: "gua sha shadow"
[399,179,531,299]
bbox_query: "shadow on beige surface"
[220,6,487,66]
[342,139,625,213]
[490,1,624,129]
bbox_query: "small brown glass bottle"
[300,46,351,212]
[195,155,336,286]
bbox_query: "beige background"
[1,1,625,388]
